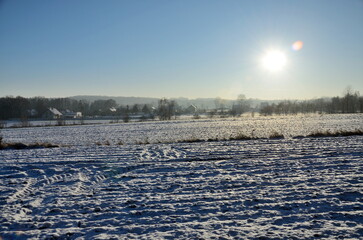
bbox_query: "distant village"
[0,96,208,126]
[43,108,82,119]
[27,101,200,121]
[0,88,362,127]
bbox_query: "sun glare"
[262,50,287,72]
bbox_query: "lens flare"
[292,41,303,51]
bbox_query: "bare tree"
[158,98,176,120]
[233,94,250,116]
[214,97,226,114]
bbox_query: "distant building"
[63,110,82,119]
[185,104,197,114]
[43,108,63,119]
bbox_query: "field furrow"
[1,135,362,239]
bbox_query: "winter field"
[0,114,362,239]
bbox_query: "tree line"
[0,96,154,120]
[0,88,362,121]
[0,96,186,121]
[259,88,363,115]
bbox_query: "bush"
[307,129,363,138]
[269,131,284,139]
[307,130,333,138]
[231,133,252,141]
[0,140,59,150]
[0,135,3,149]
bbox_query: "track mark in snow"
[7,178,36,204]
[1,136,363,239]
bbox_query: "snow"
[2,114,362,146]
[0,114,362,239]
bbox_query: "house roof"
[187,104,197,110]
[49,107,62,116]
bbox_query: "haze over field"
[0,1,362,100]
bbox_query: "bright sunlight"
[261,50,287,72]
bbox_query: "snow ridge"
[1,136,362,239]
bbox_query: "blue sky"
[0,0,362,100]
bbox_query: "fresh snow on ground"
[0,114,362,239]
[2,114,362,146]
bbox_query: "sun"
[261,50,287,72]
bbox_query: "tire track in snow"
[7,178,37,204]
[1,147,151,225]
[1,137,362,239]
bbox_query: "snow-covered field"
[2,114,363,146]
[1,114,362,239]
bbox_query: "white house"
[63,110,82,119]
[43,108,63,119]
[186,104,197,114]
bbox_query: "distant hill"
[70,95,230,109]
[70,95,284,109]
[71,95,159,106]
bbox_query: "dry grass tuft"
[135,137,151,145]
[179,138,206,143]
[231,133,253,141]
[307,130,334,138]
[307,129,363,138]
[0,141,59,150]
[96,140,111,146]
[269,131,285,139]
[336,129,363,136]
